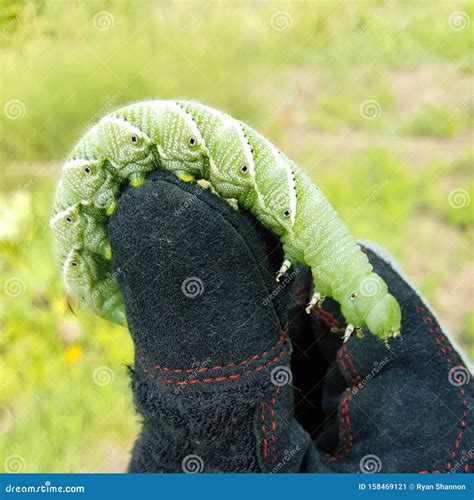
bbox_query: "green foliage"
[1,0,472,472]
[402,104,461,138]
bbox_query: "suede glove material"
[109,171,312,473]
[108,170,473,473]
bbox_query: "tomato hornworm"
[51,100,401,342]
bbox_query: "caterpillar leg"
[383,328,402,348]
[97,239,112,260]
[105,200,117,216]
[176,170,195,183]
[342,324,355,343]
[129,172,145,187]
[197,179,213,191]
[305,292,326,314]
[276,259,292,282]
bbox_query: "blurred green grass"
[1,0,473,472]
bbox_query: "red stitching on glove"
[417,305,470,474]
[331,346,361,461]
[312,307,341,329]
[147,351,287,385]
[142,330,287,373]
[271,387,281,464]
[261,401,268,464]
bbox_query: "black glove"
[108,170,473,473]
[290,247,473,473]
[108,170,313,472]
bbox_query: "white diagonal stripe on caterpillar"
[169,101,208,155]
[49,206,75,227]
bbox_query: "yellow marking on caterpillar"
[179,173,194,183]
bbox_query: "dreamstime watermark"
[3,99,26,120]
[1,1,32,34]
[440,94,473,129]
[441,271,474,306]
[173,194,198,217]
[448,189,470,209]
[270,366,292,387]
[93,448,118,473]
[272,445,300,473]
[450,448,473,473]
[4,277,26,298]
[349,3,387,42]
[175,2,213,39]
[0,357,32,392]
[263,268,300,305]
[4,455,25,473]
[181,277,204,298]
[350,179,389,220]
[88,90,123,127]
[172,357,212,394]
[93,11,115,31]
[261,91,300,129]
[91,269,123,300]
[4,481,85,494]
[19,179,34,193]
[92,366,115,386]
[359,99,382,120]
[448,11,470,31]
[352,357,390,395]
[448,366,471,387]
[359,454,382,473]
[270,11,292,31]
[181,454,204,473]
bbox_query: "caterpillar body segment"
[53,159,116,211]
[63,249,126,326]
[51,99,402,340]
[95,115,156,185]
[50,204,111,260]
[111,101,208,179]
[209,121,258,202]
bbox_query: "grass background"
[1,0,472,472]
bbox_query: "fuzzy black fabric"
[108,170,473,473]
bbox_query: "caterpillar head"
[97,116,154,176]
[339,273,388,328]
[365,293,401,339]
[50,205,84,254]
[209,124,257,199]
[59,159,107,203]
[154,102,208,174]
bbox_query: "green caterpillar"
[51,100,401,341]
